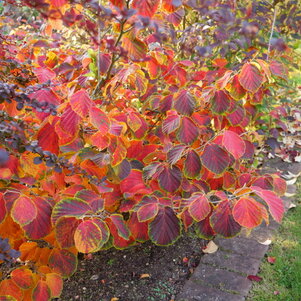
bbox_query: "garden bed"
[60,235,206,301]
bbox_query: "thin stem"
[267,6,277,60]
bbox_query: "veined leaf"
[51,198,92,225]
[167,144,186,165]
[109,214,130,240]
[74,220,103,253]
[70,89,93,118]
[10,268,34,289]
[251,186,284,222]
[162,113,180,134]
[32,281,51,301]
[211,90,231,114]
[222,130,246,159]
[184,150,202,179]
[174,90,196,116]
[55,217,80,249]
[201,144,230,174]
[89,107,110,133]
[158,166,182,193]
[137,203,159,222]
[132,0,160,17]
[210,200,241,238]
[45,273,63,298]
[233,197,262,228]
[238,63,264,93]
[48,249,78,278]
[149,207,181,245]
[11,196,37,226]
[187,193,211,222]
[195,215,215,240]
[177,116,199,145]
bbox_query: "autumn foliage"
[0,0,299,299]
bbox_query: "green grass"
[247,181,301,301]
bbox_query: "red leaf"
[174,90,196,116]
[29,89,60,106]
[32,281,51,301]
[162,112,180,134]
[35,67,56,83]
[48,249,78,277]
[23,196,52,239]
[38,122,59,155]
[128,212,149,242]
[98,53,111,74]
[227,106,245,125]
[188,193,211,222]
[59,104,80,137]
[247,275,263,282]
[74,220,103,253]
[122,37,147,60]
[132,0,160,17]
[121,170,151,196]
[46,273,63,298]
[210,200,241,238]
[0,193,7,223]
[109,214,131,240]
[158,166,182,193]
[222,130,246,159]
[195,215,215,239]
[89,107,110,133]
[137,203,159,222]
[167,144,186,165]
[51,197,92,225]
[177,116,199,145]
[11,268,34,289]
[70,89,93,118]
[269,60,288,80]
[226,74,246,100]
[11,196,37,226]
[149,207,181,245]
[212,90,231,114]
[184,150,202,179]
[201,144,230,175]
[0,279,23,300]
[251,187,284,222]
[55,217,80,248]
[238,63,264,93]
[267,256,276,264]
[233,197,262,228]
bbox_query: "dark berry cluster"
[0,237,20,264]
[0,81,57,115]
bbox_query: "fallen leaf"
[267,256,276,264]
[288,203,297,209]
[140,273,150,279]
[259,239,272,245]
[111,298,119,301]
[247,275,263,282]
[202,241,218,254]
[182,257,189,263]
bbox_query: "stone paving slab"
[214,236,269,260]
[201,250,261,275]
[177,281,245,301]
[191,265,252,296]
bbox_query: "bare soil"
[59,233,207,301]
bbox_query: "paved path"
[177,161,301,301]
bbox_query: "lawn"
[247,181,301,301]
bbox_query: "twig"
[267,6,277,60]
